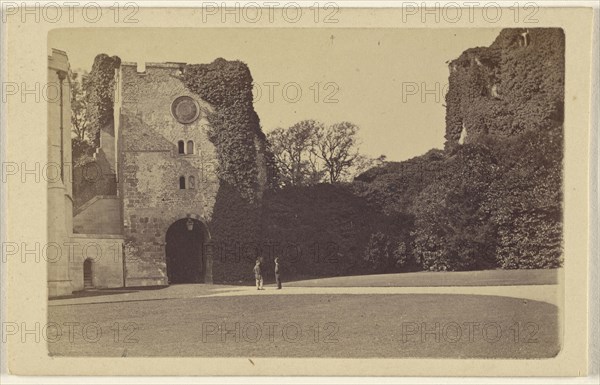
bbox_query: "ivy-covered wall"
[74,28,564,286]
[356,28,564,271]
[182,58,277,202]
[179,58,280,283]
[209,183,410,284]
[442,28,564,269]
[85,53,121,146]
[445,28,564,146]
[197,29,565,280]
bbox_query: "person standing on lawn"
[254,259,264,290]
[274,257,282,289]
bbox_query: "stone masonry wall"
[117,62,220,286]
[69,234,124,291]
[73,196,122,235]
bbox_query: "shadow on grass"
[49,285,168,301]
[283,268,560,287]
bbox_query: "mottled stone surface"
[47,49,75,297]
[73,196,122,235]
[71,60,270,289]
[117,62,220,286]
[69,234,124,290]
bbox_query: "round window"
[171,96,200,124]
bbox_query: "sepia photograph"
[1,3,594,379]
[46,26,565,358]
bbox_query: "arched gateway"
[165,218,210,284]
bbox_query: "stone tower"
[69,58,271,293]
[115,62,220,286]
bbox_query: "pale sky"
[49,28,501,162]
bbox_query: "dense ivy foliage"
[85,54,121,146]
[352,28,564,271]
[182,58,275,201]
[181,59,281,282]
[354,148,448,214]
[354,129,562,271]
[210,183,412,283]
[441,28,564,269]
[409,144,500,271]
[482,129,563,268]
[72,54,120,209]
[445,28,564,146]
[77,29,563,281]
[208,28,564,280]
[208,182,262,282]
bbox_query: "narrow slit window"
[187,141,194,155]
[178,140,185,154]
[179,176,186,189]
[189,176,196,189]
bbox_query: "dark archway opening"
[83,258,94,289]
[166,218,205,284]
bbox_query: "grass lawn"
[285,268,560,287]
[48,293,559,358]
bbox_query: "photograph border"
[2,3,595,378]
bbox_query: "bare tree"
[313,121,361,183]
[267,120,323,186]
[268,120,367,185]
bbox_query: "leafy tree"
[364,231,393,272]
[410,144,499,271]
[393,242,410,269]
[351,154,386,181]
[69,71,89,141]
[69,70,96,167]
[353,149,447,215]
[71,138,95,167]
[363,232,411,273]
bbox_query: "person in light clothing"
[254,259,264,290]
